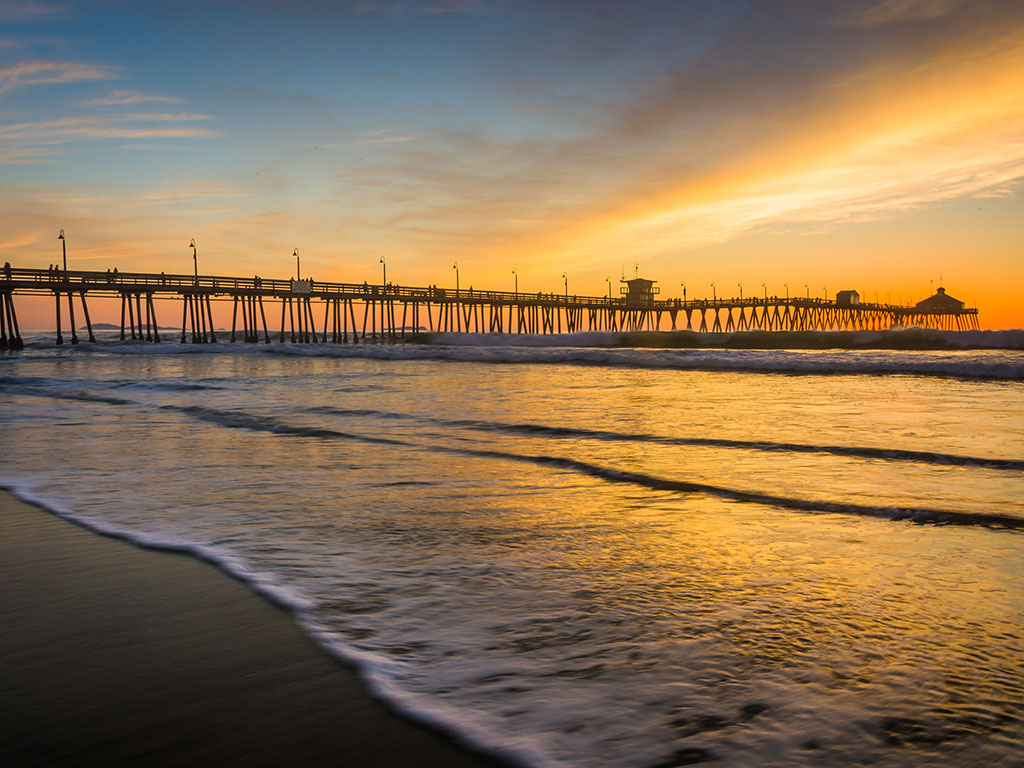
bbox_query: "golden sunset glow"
[2,0,1022,328]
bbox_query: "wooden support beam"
[55,291,64,345]
[257,295,269,343]
[0,293,8,348]
[149,295,160,343]
[68,290,79,344]
[79,291,96,343]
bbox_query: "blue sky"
[3,0,1023,327]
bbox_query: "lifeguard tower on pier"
[620,271,659,308]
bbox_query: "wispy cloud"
[0,59,117,95]
[0,112,217,142]
[0,0,66,23]
[358,129,416,144]
[0,229,45,249]
[78,89,185,106]
[354,0,481,16]
[140,181,248,204]
[0,145,58,163]
[0,111,219,162]
[427,0,480,14]
[840,0,959,27]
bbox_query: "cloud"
[358,129,416,144]
[140,181,249,204]
[326,0,1024,271]
[0,59,117,95]
[973,185,1020,199]
[78,89,185,106]
[0,229,45,249]
[840,0,959,27]
[0,112,217,142]
[0,0,66,23]
[428,0,480,14]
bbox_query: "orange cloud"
[0,59,115,95]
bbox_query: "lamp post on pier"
[805,284,809,299]
[762,283,767,300]
[58,229,66,277]
[512,268,517,297]
[453,262,459,296]
[380,256,386,286]
[784,283,789,300]
[606,276,612,300]
[738,283,743,301]
[711,282,716,302]
[55,229,68,345]
[562,272,568,302]
[681,282,686,303]
[190,239,198,285]
[294,248,300,280]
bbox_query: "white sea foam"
[10,330,1024,380]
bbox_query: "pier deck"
[0,266,980,349]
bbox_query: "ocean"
[2,331,1023,767]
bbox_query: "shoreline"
[0,490,508,767]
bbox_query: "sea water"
[2,332,1023,767]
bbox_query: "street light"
[190,238,198,278]
[681,281,686,302]
[762,282,767,300]
[380,256,386,286]
[804,283,809,299]
[711,282,716,302]
[294,248,300,280]
[738,283,743,301]
[784,283,789,300]
[512,268,518,296]
[58,229,66,275]
[453,262,459,295]
[823,286,827,302]
[606,276,612,299]
[562,272,568,300]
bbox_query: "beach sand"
[0,491,506,767]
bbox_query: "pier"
[0,266,980,349]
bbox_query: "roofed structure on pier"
[620,276,659,307]
[835,290,860,306]
[915,287,964,313]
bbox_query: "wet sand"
[0,491,506,767]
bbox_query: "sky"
[2,0,1022,329]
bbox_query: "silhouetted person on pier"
[4,262,11,280]
[106,268,112,283]
[112,267,118,283]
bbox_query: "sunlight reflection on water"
[2,345,1023,767]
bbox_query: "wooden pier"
[0,266,980,348]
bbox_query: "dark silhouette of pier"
[0,265,980,349]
